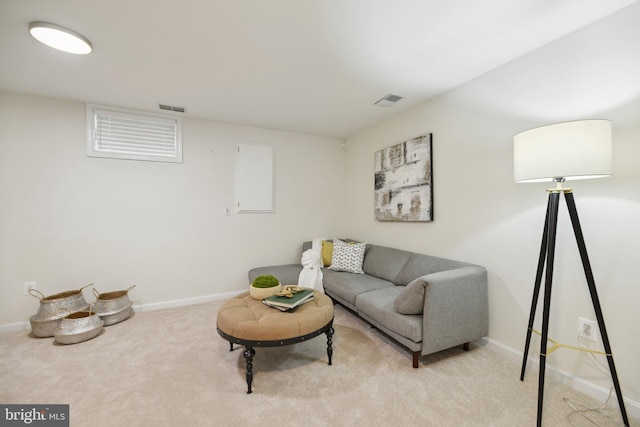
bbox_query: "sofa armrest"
[420,266,488,355]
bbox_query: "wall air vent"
[159,104,187,113]
[374,94,403,108]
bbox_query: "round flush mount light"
[29,22,92,55]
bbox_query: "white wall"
[0,91,345,327]
[343,3,640,412]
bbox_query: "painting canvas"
[374,134,433,221]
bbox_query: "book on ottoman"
[263,289,314,311]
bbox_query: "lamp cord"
[563,329,628,426]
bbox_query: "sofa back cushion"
[395,253,468,286]
[362,245,412,284]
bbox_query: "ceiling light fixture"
[29,22,92,55]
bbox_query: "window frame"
[86,104,183,163]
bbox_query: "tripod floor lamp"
[513,119,629,427]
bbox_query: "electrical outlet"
[23,282,37,295]
[224,206,231,216]
[578,317,598,342]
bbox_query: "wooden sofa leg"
[462,342,470,351]
[412,351,419,368]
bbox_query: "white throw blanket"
[311,238,325,266]
[298,248,324,292]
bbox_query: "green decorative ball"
[251,275,280,288]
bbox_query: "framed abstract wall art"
[374,134,433,222]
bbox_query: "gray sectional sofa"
[248,240,488,368]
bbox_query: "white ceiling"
[0,0,638,138]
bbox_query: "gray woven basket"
[29,317,64,338]
[54,309,104,345]
[100,305,133,326]
[29,285,91,337]
[93,285,135,325]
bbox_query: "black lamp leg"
[521,195,552,381]
[564,192,629,426]
[536,191,561,427]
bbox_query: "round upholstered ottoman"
[217,290,334,393]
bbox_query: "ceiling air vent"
[374,94,403,108]
[159,104,187,113]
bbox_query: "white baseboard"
[0,321,30,335]
[0,290,246,336]
[480,337,640,421]
[131,290,245,313]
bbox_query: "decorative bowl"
[249,283,282,300]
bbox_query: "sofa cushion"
[321,240,333,267]
[355,287,423,343]
[395,253,468,286]
[393,278,426,315]
[362,245,412,284]
[322,270,394,306]
[328,239,366,274]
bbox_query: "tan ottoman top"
[217,290,334,341]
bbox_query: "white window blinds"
[87,105,182,163]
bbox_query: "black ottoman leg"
[325,326,334,365]
[243,346,256,394]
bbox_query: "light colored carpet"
[0,301,635,426]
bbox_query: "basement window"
[87,104,182,163]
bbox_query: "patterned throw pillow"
[328,239,366,274]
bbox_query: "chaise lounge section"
[249,240,489,368]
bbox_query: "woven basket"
[54,309,104,345]
[100,305,133,326]
[29,317,65,338]
[93,285,135,326]
[249,283,282,300]
[29,285,91,337]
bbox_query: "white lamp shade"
[513,119,612,183]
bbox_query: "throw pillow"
[328,239,366,274]
[321,240,333,267]
[393,278,426,314]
